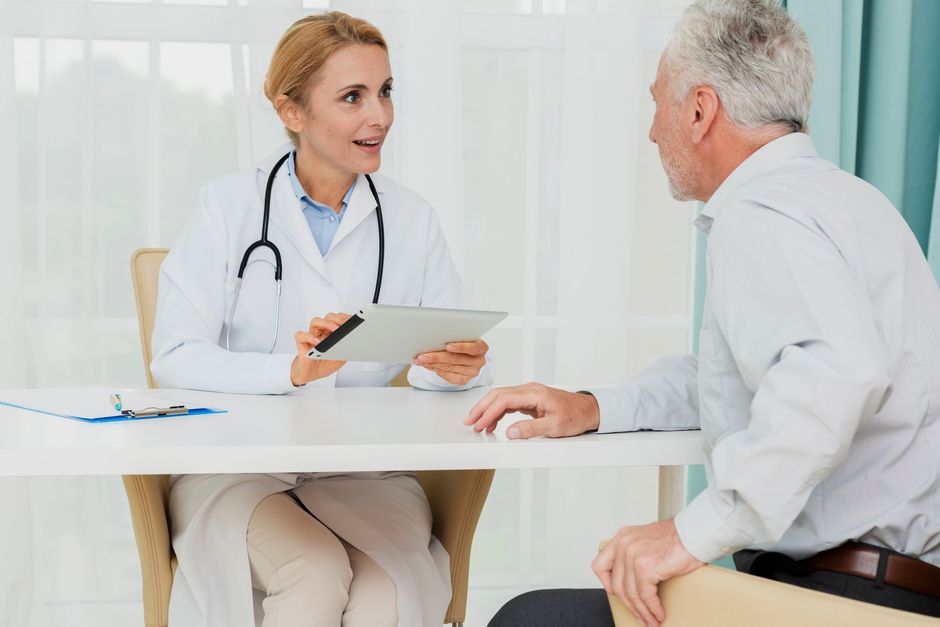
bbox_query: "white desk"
[0,387,703,515]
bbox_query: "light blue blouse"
[285,152,356,257]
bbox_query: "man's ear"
[275,94,304,134]
[689,86,720,144]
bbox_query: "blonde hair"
[264,11,388,145]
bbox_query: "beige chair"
[124,247,494,627]
[608,564,940,627]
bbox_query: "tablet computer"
[306,304,507,364]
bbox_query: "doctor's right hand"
[290,312,351,386]
[465,383,601,439]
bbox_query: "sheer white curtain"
[2,1,33,625]
[4,0,694,624]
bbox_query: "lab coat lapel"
[329,174,381,253]
[259,148,330,282]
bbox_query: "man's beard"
[667,176,696,200]
[661,141,698,201]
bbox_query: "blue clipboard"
[0,387,227,423]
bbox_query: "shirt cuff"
[408,364,488,391]
[674,490,752,563]
[583,384,639,434]
[264,353,303,394]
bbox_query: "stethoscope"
[225,151,385,352]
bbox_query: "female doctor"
[150,12,492,627]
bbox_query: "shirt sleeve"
[674,199,892,563]
[586,354,700,433]
[407,208,494,391]
[150,182,300,395]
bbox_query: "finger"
[475,392,540,433]
[324,312,352,325]
[420,363,472,385]
[506,414,565,440]
[445,340,487,356]
[415,351,483,367]
[506,418,555,440]
[595,567,613,595]
[414,351,447,366]
[421,362,479,378]
[623,567,650,625]
[611,549,632,616]
[309,318,340,333]
[486,407,536,433]
[294,331,319,350]
[638,576,665,626]
[626,562,657,627]
[488,411,528,433]
[467,388,512,431]
[466,385,545,429]
[466,388,501,425]
[592,545,615,592]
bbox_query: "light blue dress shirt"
[286,152,356,257]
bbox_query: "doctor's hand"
[414,340,489,386]
[592,520,703,627]
[290,312,351,386]
[464,383,600,438]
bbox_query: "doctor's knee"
[246,493,354,597]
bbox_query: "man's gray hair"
[665,0,814,133]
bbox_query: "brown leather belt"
[803,542,940,599]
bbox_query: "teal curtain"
[787,0,940,252]
[685,0,940,568]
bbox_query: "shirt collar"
[695,132,818,232]
[286,151,356,212]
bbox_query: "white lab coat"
[150,144,492,627]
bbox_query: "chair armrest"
[607,564,940,627]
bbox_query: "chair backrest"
[130,248,169,389]
[608,565,940,627]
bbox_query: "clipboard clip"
[121,405,188,418]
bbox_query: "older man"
[473,1,940,626]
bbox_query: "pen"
[110,393,122,412]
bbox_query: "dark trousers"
[488,588,614,627]
[487,552,940,627]
[733,548,940,618]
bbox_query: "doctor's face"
[293,44,394,177]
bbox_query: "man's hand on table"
[464,383,600,438]
[593,519,704,627]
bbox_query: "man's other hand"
[592,520,704,627]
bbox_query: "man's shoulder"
[723,158,894,232]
